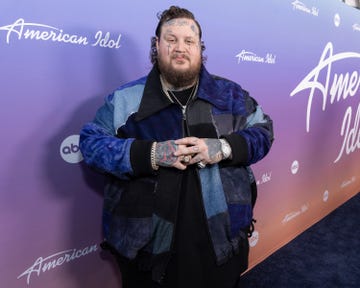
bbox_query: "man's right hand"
[155,140,190,170]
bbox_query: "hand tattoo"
[204,139,223,164]
[155,140,178,167]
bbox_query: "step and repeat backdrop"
[1,0,359,287]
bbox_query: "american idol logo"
[235,50,276,64]
[256,171,272,185]
[282,203,309,224]
[291,0,319,16]
[0,18,122,48]
[340,176,356,188]
[17,244,98,285]
[353,23,360,32]
[290,42,360,163]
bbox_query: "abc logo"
[60,135,83,164]
[249,230,259,247]
[291,160,299,175]
[334,13,341,27]
[323,190,329,202]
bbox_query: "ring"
[197,161,206,169]
[183,155,191,163]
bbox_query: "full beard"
[157,55,201,89]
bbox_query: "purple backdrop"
[1,0,359,287]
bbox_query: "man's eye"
[167,38,175,43]
[186,40,194,45]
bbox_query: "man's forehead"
[162,18,199,35]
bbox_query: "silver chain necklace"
[160,75,199,119]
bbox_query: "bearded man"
[80,6,274,288]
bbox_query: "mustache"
[172,53,189,60]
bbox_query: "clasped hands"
[154,137,223,170]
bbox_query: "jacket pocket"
[220,167,252,205]
[107,177,156,259]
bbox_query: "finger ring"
[183,155,191,163]
[197,161,206,169]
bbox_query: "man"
[80,6,274,288]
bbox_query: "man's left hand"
[174,137,223,167]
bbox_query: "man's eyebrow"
[163,30,176,37]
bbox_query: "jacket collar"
[135,65,228,121]
[196,66,229,110]
[135,66,171,121]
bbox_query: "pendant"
[181,105,186,119]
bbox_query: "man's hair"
[150,6,206,64]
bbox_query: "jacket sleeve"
[79,94,135,179]
[222,90,274,166]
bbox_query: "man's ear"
[155,36,159,50]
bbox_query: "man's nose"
[174,40,187,51]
